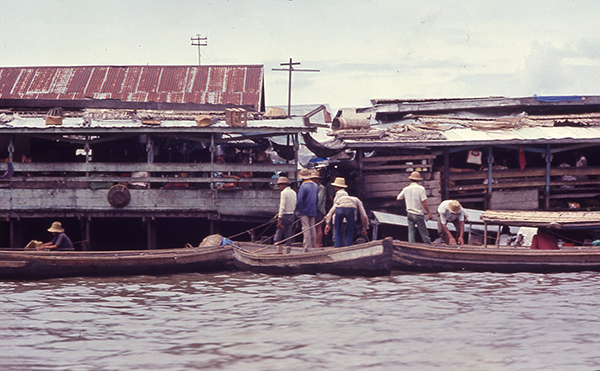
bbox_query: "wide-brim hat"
[276,176,290,185]
[448,200,463,214]
[298,168,311,180]
[331,177,348,188]
[408,171,423,181]
[309,170,321,179]
[48,221,65,233]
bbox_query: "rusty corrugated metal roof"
[0,65,264,110]
[337,112,600,147]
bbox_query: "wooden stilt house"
[330,96,600,214]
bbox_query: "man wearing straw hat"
[397,171,432,244]
[295,169,319,250]
[37,221,74,251]
[437,200,466,245]
[324,177,367,247]
[274,176,296,249]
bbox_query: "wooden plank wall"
[362,171,442,211]
[359,153,441,212]
[0,188,279,218]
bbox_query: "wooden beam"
[360,154,437,162]
[10,162,296,174]
[361,164,433,171]
[449,166,600,181]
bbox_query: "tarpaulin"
[534,95,586,103]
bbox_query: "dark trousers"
[334,207,355,247]
[407,212,431,244]
[274,214,294,246]
[437,219,461,244]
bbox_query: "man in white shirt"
[397,171,432,244]
[274,176,297,249]
[324,191,369,247]
[437,200,465,245]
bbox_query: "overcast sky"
[1,0,599,112]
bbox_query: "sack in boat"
[24,240,42,250]
[199,234,224,247]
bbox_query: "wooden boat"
[232,237,393,277]
[0,244,234,279]
[392,210,600,273]
[393,241,600,273]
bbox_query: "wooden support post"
[9,218,14,248]
[210,133,215,190]
[146,135,153,189]
[483,221,488,248]
[146,134,153,164]
[496,224,501,248]
[357,148,364,199]
[545,144,551,209]
[85,136,91,178]
[468,222,472,245]
[371,221,378,242]
[485,146,493,209]
[443,148,450,200]
[146,218,157,250]
[82,217,91,251]
[293,133,299,180]
[286,134,290,164]
[8,136,14,163]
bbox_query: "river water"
[2,271,600,371]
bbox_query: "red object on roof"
[0,65,264,111]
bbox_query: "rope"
[254,218,278,240]
[274,218,325,246]
[261,217,302,245]
[226,217,277,240]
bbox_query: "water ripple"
[2,271,600,370]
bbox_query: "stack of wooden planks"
[481,210,600,229]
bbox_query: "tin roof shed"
[0,65,265,111]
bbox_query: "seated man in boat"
[530,227,559,250]
[437,200,465,245]
[498,225,516,246]
[515,226,537,247]
[37,221,74,251]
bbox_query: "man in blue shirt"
[38,221,74,251]
[296,169,319,250]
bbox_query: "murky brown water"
[2,271,600,371]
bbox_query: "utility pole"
[190,34,208,66]
[272,58,319,117]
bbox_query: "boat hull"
[0,245,234,279]
[393,240,600,273]
[233,237,393,277]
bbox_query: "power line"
[190,34,208,66]
[272,58,319,117]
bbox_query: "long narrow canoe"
[393,240,600,273]
[0,245,234,279]
[233,237,393,277]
